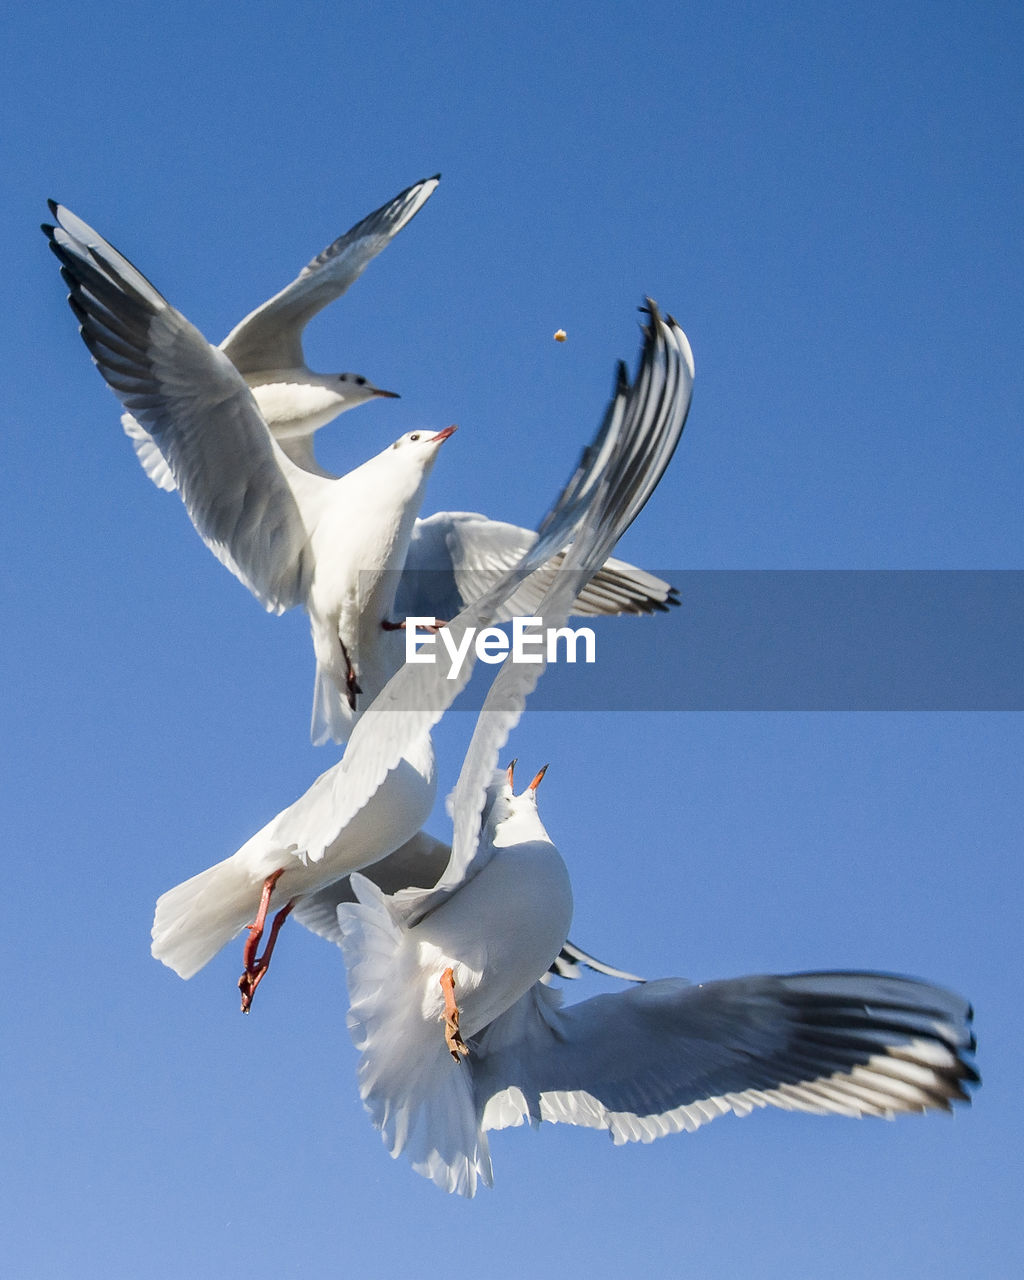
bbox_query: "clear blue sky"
[3,2,1021,1277]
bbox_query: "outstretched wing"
[474,971,978,1139]
[44,202,319,613]
[424,305,695,911]
[399,511,679,620]
[220,175,440,372]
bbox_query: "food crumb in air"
[554,329,567,342]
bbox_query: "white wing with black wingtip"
[473,971,978,1139]
[44,202,321,614]
[398,511,679,620]
[220,175,440,373]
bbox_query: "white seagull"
[336,761,979,1197]
[45,200,684,739]
[150,302,694,1007]
[45,201,458,742]
[120,175,439,485]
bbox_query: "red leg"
[238,870,292,1013]
[440,966,468,1062]
[241,870,284,974]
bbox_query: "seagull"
[336,761,979,1197]
[45,201,457,742]
[44,200,684,743]
[150,302,695,1007]
[120,175,440,486]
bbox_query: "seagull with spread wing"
[45,200,465,742]
[336,759,978,1197]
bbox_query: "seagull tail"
[310,665,354,747]
[151,856,259,979]
[337,875,494,1197]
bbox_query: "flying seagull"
[337,761,978,1196]
[45,199,462,740]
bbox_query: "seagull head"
[495,761,550,833]
[485,761,554,856]
[335,372,400,402]
[366,426,458,503]
[386,425,457,467]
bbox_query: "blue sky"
[3,2,1021,1276]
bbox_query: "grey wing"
[399,512,679,620]
[220,175,440,373]
[122,410,177,491]
[473,972,978,1139]
[44,203,316,613]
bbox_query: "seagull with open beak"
[335,760,977,1197]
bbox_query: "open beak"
[505,759,517,788]
[429,424,458,444]
[528,764,549,792]
[372,388,401,399]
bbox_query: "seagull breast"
[414,833,574,1041]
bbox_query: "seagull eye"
[355,376,366,386]
[409,433,421,442]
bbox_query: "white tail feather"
[311,663,353,746]
[338,875,493,1197]
[151,857,260,979]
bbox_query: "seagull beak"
[528,764,549,792]
[372,388,401,399]
[505,759,517,788]
[429,424,457,444]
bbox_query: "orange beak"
[429,424,458,444]
[528,764,549,792]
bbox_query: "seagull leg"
[381,617,447,632]
[338,638,361,710]
[238,870,294,1013]
[440,966,468,1063]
